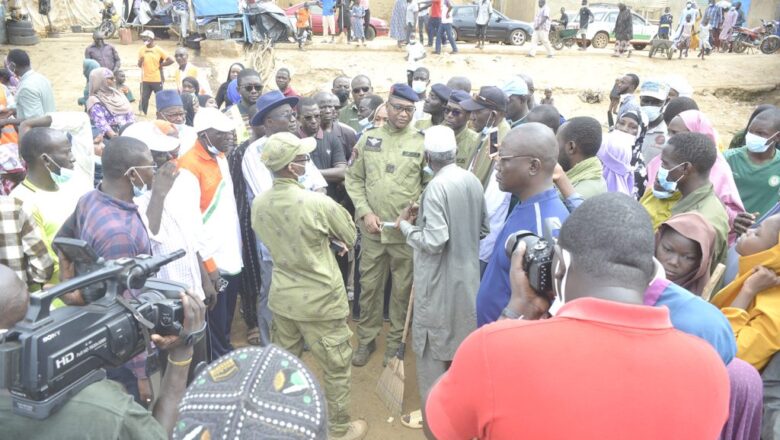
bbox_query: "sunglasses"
[292,155,311,163]
[352,86,370,94]
[388,102,416,115]
[243,85,263,92]
[443,107,464,117]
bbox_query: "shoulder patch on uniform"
[365,136,383,152]
[402,151,421,158]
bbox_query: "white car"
[565,5,659,50]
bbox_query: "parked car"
[284,2,388,40]
[565,5,658,50]
[451,5,533,46]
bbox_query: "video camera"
[0,238,189,420]
[503,218,562,298]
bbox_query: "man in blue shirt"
[321,0,337,43]
[476,123,569,326]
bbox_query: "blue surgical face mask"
[656,162,686,192]
[640,105,662,123]
[358,117,372,130]
[423,165,434,176]
[42,154,74,185]
[652,188,675,199]
[745,132,776,153]
[412,80,427,94]
[290,162,307,184]
[131,172,148,197]
[203,134,221,155]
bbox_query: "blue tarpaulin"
[192,0,240,17]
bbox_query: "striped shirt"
[0,196,53,286]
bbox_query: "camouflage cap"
[261,132,316,172]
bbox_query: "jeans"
[139,81,162,115]
[435,23,457,53]
[427,17,441,47]
[418,15,429,44]
[256,259,273,346]
[206,272,240,361]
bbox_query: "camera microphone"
[125,250,186,290]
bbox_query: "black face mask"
[334,90,350,104]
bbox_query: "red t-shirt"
[426,297,730,440]
[430,0,442,18]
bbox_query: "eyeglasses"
[489,153,538,163]
[125,164,157,175]
[162,111,186,119]
[243,85,263,92]
[302,114,321,121]
[292,155,311,163]
[443,107,464,117]
[352,86,370,94]
[388,102,416,115]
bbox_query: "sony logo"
[42,330,60,343]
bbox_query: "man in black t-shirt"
[577,0,594,50]
[297,97,347,200]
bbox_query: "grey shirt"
[16,70,55,120]
[400,164,489,360]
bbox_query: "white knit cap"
[424,126,456,153]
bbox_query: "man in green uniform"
[461,86,512,189]
[415,83,450,130]
[346,83,429,367]
[251,132,366,440]
[444,90,481,169]
[339,75,372,132]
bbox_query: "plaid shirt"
[705,4,723,29]
[0,196,53,286]
[58,189,151,378]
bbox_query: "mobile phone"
[489,131,499,155]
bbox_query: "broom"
[376,287,415,415]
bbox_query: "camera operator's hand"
[150,290,206,354]
[505,241,552,321]
[138,378,152,407]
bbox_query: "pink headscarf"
[645,110,745,244]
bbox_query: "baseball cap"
[173,346,328,440]
[500,76,529,98]
[424,126,456,153]
[460,86,508,112]
[261,132,316,172]
[639,80,670,101]
[193,107,235,133]
[122,121,180,152]
[140,30,155,40]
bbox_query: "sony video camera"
[504,216,563,298]
[0,238,189,419]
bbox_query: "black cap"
[460,86,508,113]
[390,83,419,103]
[430,83,452,101]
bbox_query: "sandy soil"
[7,33,780,440]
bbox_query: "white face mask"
[548,247,571,316]
[412,80,427,94]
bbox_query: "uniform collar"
[557,297,673,330]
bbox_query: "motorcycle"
[732,19,776,54]
[97,1,120,39]
[759,20,780,54]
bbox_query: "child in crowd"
[405,33,426,86]
[712,214,780,371]
[351,0,366,46]
[541,88,555,106]
[114,69,135,103]
[659,7,673,39]
[296,2,312,50]
[678,15,694,58]
[698,17,712,60]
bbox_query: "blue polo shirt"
[476,188,569,326]
[645,278,736,365]
[322,0,335,16]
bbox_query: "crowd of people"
[0,11,779,439]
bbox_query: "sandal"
[246,327,261,346]
[401,409,423,429]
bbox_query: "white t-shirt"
[441,1,453,24]
[406,41,426,72]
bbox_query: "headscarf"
[182,92,197,126]
[86,67,132,115]
[227,79,240,106]
[198,94,214,107]
[598,130,635,196]
[656,212,716,295]
[83,59,100,80]
[678,110,719,146]
[182,76,200,94]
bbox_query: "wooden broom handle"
[400,286,415,342]
[701,263,726,301]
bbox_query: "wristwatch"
[501,306,524,320]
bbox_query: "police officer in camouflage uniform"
[346,84,430,367]
[251,132,367,440]
[444,89,482,169]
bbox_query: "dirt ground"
[6,33,780,440]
